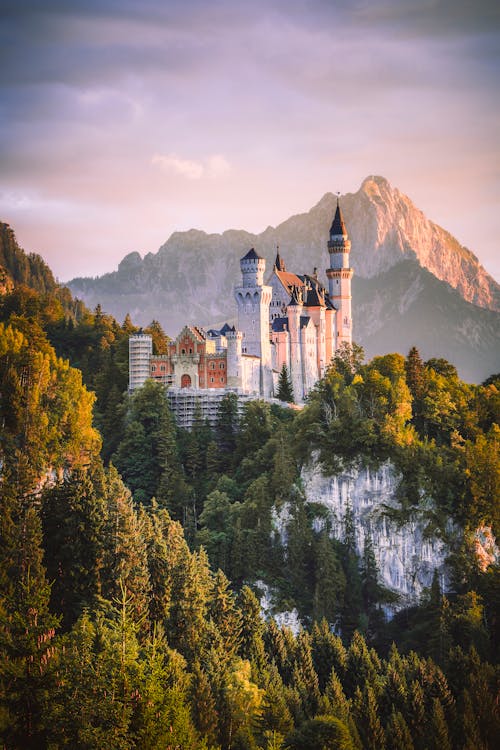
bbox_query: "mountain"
[67,175,500,382]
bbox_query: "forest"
[0,223,499,749]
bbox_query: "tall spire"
[329,194,347,238]
[274,245,286,272]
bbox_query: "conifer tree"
[41,468,106,629]
[340,504,363,641]
[215,392,239,471]
[276,364,294,403]
[259,665,294,738]
[0,507,59,749]
[312,531,346,627]
[352,684,386,750]
[238,585,267,672]
[190,660,218,745]
[310,619,347,691]
[291,631,321,718]
[322,666,350,721]
[102,468,151,631]
[427,697,452,750]
[385,708,414,750]
[208,569,242,659]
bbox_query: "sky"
[1,0,499,282]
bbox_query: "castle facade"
[129,200,353,420]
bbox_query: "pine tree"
[322,666,350,721]
[41,468,106,629]
[102,468,151,631]
[310,619,347,691]
[312,531,346,627]
[215,392,239,472]
[276,364,294,403]
[352,684,386,750]
[344,631,376,699]
[427,697,451,750]
[259,665,294,737]
[238,585,267,671]
[291,631,321,718]
[208,569,242,659]
[340,504,363,641]
[0,507,59,749]
[385,708,414,750]
[190,660,218,745]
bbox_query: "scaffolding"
[166,387,253,429]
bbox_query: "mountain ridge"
[70,175,499,311]
[66,176,500,382]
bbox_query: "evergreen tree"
[291,631,321,718]
[102,468,151,631]
[259,665,294,738]
[352,684,386,750]
[0,508,59,749]
[427,697,452,750]
[215,392,239,472]
[238,585,267,671]
[41,468,106,629]
[340,505,363,641]
[276,364,294,403]
[385,708,414,750]
[312,530,346,627]
[190,660,218,745]
[310,619,347,691]
[208,569,242,659]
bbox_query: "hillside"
[1,216,499,749]
[68,176,500,382]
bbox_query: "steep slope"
[0,221,58,294]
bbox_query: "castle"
[129,200,353,426]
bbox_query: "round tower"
[240,248,266,287]
[234,248,273,396]
[129,331,153,391]
[326,198,353,348]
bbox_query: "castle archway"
[181,374,192,388]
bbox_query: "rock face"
[67,175,500,382]
[301,460,453,610]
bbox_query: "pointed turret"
[274,246,286,272]
[329,198,348,238]
[326,195,353,349]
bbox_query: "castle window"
[160,365,166,372]
[221,376,224,382]
[189,348,193,353]
[220,363,225,369]
[181,348,186,354]
[151,365,156,372]
[210,362,215,369]
[210,377,214,383]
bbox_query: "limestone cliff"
[301,460,453,610]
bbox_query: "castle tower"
[287,286,305,402]
[226,326,243,389]
[129,331,153,390]
[234,248,273,396]
[326,198,353,348]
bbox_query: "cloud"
[151,153,231,180]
